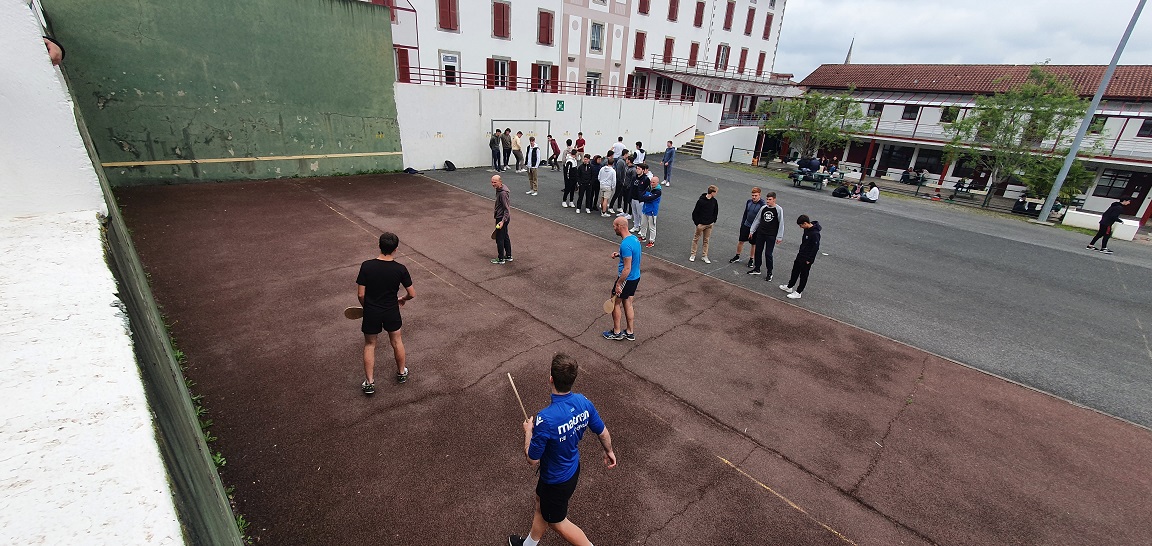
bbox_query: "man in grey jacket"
[492,175,513,264]
[747,192,784,280]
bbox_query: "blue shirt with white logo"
[618,235,641,281]
[528,392,605,484]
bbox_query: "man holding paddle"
[355,232,415,395]
[603,217,640,341]
[509,353,616,546]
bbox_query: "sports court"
[115,173,1151,545]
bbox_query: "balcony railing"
[720,113,768,127]
[402,67,695,104]
[647,55,793,85]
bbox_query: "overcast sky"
[774,0,1152,80]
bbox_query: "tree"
[1018,155,1094,204]
[944,65,1091,202]
[758,91,870,159]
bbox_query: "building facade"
[799,64,1152,224]
[380,0,795,113]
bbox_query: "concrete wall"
[697,102,723,133]
[700,126,759,163]
[1062,210,1139,241]
[394,84,699,170]
[42,0,403,185]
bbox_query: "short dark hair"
[764,191,777,199]
[636,162,649,170]
[551,353,579,392]
[378,232,399,254]
[566,139,573,145]
[796,214,810,225]
[618,136,624,141]
[635,141,643,147]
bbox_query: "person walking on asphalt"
[689,185,718,263]
[356,232,415,395]
[576,154,596,214]
[492,175,513,264]
[509,353,616,546]
[524,136,544,196]
[747,192,784,280]
[637,171,662,247]
[662,140,675,186]
[1087,196,1132,254]
[729,187,765,266]
[547,135,561,170]
[490,130,504,172]
[604,217,641,341]
[779,215,821,300]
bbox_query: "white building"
[380,0,796,116]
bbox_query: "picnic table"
[790,170,842,191]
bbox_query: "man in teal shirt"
[604,217,641,341]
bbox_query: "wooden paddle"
[602,295,617,314]
[344,306,364,320]
[491,227,499,240]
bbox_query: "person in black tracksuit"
[746,192,784,280]
[562,151,579,207]
[1087,197,1132,254]
[576,154,596,213]
[610,151,630,214]
[779,216,821,299]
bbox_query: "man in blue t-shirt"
[510,353,616,546]
[603,217,641,341]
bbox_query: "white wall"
[394,84,699,170]
[697,102,722,133]
[0,4,104,219]
[700,126,759,163]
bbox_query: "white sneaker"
[689,255,696,262]
[585,209,592,213]
[663,181,670,186]
[623,214,632,219]
[778,284,793,293]
[629,227,639,233]
[526,190,533,194]
[702,256,711,264]
[787,291,802,299]
[576,208,582,214]
[601,212,609,217]
[531,191,538,196]
[562,202,569,208]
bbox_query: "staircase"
[677,131,705,157]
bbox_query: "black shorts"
[613,278,639,299]
[739,225,752,242]
[536,465,580,524]
[361,309,402,335]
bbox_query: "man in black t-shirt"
[355,232,416,395]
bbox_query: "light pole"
[1038,0,1147,223]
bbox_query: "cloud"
[775,0,1152,80]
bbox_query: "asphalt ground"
[115,172,1152,545]
[432,159,1152,429]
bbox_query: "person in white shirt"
[598,152,618,217]
[611,137,625,159]
[523,136,545,196]
[633,142,646,165]
[512,131,525,172]
[860,182,879,203]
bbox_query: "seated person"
[828,157,839,174]
[860,182,879,203]
[899,168,914,184]
[832,182,852,198]
[948,178,970,199]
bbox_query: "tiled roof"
[799,64,1152,100]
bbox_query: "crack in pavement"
[850,355,931,496]
[639,477,715,545]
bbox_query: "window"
[901,105,919,121]
[655,76,673,100]
[638,0,649,15]
[531,63,556,92]
[493,2,510,39]
[723,1,735,30]
[708,92,723,104]
[756,51,766,76]
[1138,119,1152,137]
[940,106,959,123]
[634,31,646,60]
[630,73,648,99]
[715,44,730,71]
[487,58,513,89]
[693,1,705,27]
[437,0,459,31]
[1088,115,1107,134]
[744,7,756,35]
[769,0,776,8]
[668,0,679,21]
[763,13,774,40]
[586,72,601,96]
[867,103,883,117]
[737,48,748,74]
[590,22,605,52]
[1093,169,1131,198]
[538,10,554,45]
[663,37,674,64]
[681,85,696,102]
[688,42,699,67]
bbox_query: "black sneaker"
[505,257,514,262]
[491,258,506,264]
[728,255,741,264]
[766,274,773,282]
[362,381,375,395]
[623,332,636,341]
[1101,248,1114,254]
[602,330,624,340]
[747,270,761,275]
[747,258,754,268]
[1086,245,1098,251]
[396,368,409,383]
[508,536,526,546]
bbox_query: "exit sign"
[556,100,565,112]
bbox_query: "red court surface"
[115,174,1152,545]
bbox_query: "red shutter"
[763,13,774,40]
[530,63,541,91]
[438,0,458,30]
[538,11,553,45]
[745,8,755,35]
[688,42,699,67]
[634,31,646,60]
[638,0,649,15]
[737,48,748,74]
[663,38,674,64]
[626,74,635,98]
[494,2,509,38]
[549,69,558,93]
[668,0,679,21]
[486,58,496,89]
[508,60,517,90]
[723,1,735,30]
[693,1,704,27]
[395,48,411,83]
[756,51,766,76]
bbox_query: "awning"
[639,68,802,98]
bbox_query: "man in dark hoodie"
[490,130,504,172]
[576,154,596,214]
[729,187,765,266]
[1087,197,1132,254]
[491,175,512,264]
[610,149,630,215]
[779,215,821,300]
[747,192,784,280]
[689,185,719,263]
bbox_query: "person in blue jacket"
[662,140,676,186]
[637,169,662,247]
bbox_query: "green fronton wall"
[42,0,402,185]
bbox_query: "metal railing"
[403,67,696,104]
[720,113,767,127]
[647,55,793,84]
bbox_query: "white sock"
[524,535,540,546]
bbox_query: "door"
[440,52,459,85]
[1122,171,1149,215]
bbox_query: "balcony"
[648,55,793,85]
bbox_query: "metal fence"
[403,67,696,104]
